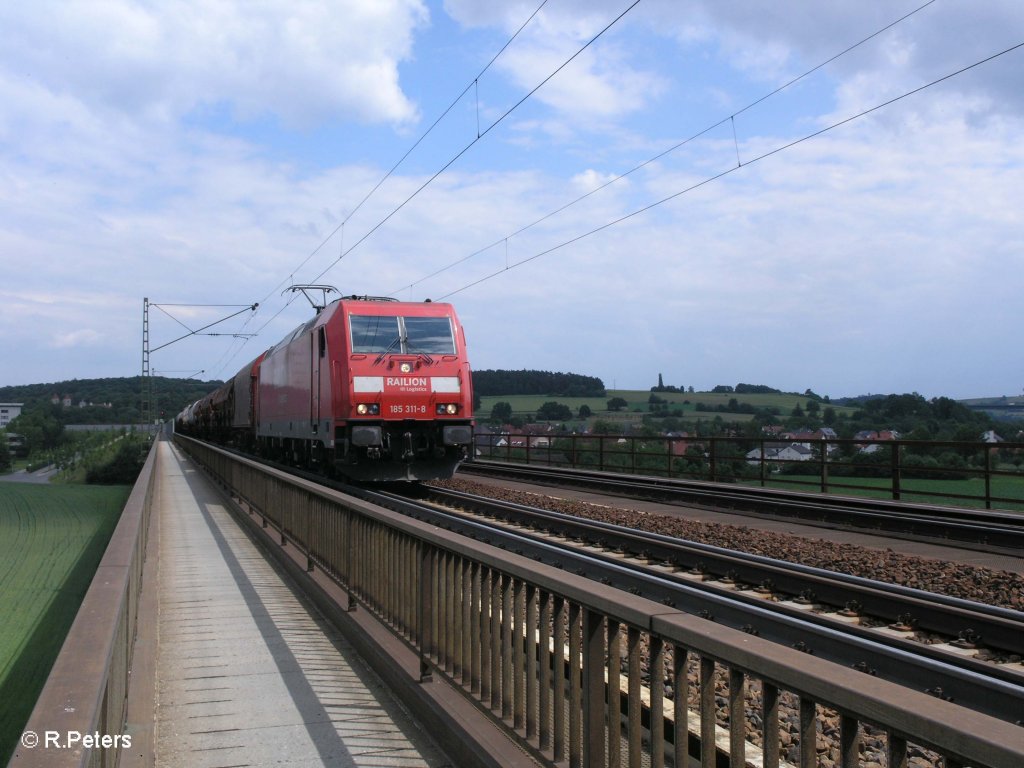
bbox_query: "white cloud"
[0,1,1021,399]
[570,168,626,194]
[51,328,102,349]
[670,0,1024,120]
[446,0,665,123]
[0,0,428,128]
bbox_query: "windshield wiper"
[374,335,404,364]
[405,344,434,365]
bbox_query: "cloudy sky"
[1,0,1021,399]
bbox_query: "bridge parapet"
[177,435,1024,768]
[8,438,158,768]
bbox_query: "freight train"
[175,293,474,481]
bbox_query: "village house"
[855,429,900,454]
[667,431,698,456]
[778,427,840,456]
[471,424,556,452]
[746,442,815,465]
[49,393,113,409]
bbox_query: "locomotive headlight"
[356,403,380,415]
[436,403,458,415]
[399,362,413,374]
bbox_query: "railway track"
[178,437,1024,766]
[199,445,1024,727]
[332,480,1024,727]
[459,460,1024,555]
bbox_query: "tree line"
[0,376,221,468]
[0,376,222,426]
[472,369,606,398]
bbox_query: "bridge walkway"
[146,440,453,767]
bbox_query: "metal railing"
[8,438,158,768]
[179,436,1023,768]
[473,433,1024,509]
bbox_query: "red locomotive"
[176,292,474,481]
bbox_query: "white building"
[746,442,815,465]
[0,403,23,428]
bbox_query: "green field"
[0,483,127,764]
[478,389,859,424]
[757,474,1024,509]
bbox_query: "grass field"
[0,483,128,764]
[756,474,1024,509]
[478,389,859,424]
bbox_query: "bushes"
[902,452,970,480]
[85,439,148,485]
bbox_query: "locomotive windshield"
[349,315,456,355]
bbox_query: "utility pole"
[142,299,258,433]
[142,298,151,432]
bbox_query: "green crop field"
[478,389,859,424]
[0,483,127,764]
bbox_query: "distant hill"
[959,395,1024,421]
[832,393,1024,422]
[0,376,222,425]
[960,396,1024,406]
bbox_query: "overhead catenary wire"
[151,304,259,354]
[391,0,940,297]
[434,39,1024,301]
[207,1,969,380]
[209,0,557,380]
[307,0,643,285]
[210,0,642,380]
[252,0,552,314]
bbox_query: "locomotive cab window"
[349,315,455,355]
[404,316,455,354]
[350,315,401,353]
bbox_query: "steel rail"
[176,442,1024,721]
[340,483,1024,726]
[460,460,1024,553]
[419,484,1024,659]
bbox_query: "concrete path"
[0,465,58,483]
[154,441,452,767]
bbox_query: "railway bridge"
[7,437,1023,768]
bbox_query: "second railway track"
[333,479,1024,727]
[460,460,1024,555]
[198,444,1024,727]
